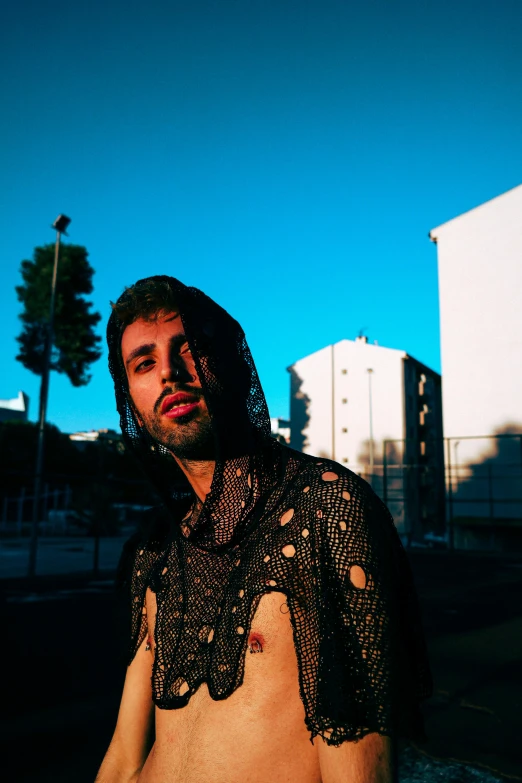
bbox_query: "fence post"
[93,476,101,577]
[93,526,100,576]
[488,463,495,551]
[54,489,59,534]
[43,483,49,533]
[382,440,388,506]
[17,486,26,537]
[446,438,454,550]
[404,455,411,547]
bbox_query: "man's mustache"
[153,386,204,415]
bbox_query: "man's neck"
[172,455,215,502]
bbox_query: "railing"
[361,434,522,552]
[0,470,159,579]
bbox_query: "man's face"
[121,311,214,460]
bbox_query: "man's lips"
[161,392,200,418]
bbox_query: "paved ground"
[2,547,522,782]
[0,535,129,579]
[407,551,522,781]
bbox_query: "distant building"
[430,184,522,550]
[270,417,291,444]
[288,337,444,541]
[0,391,29,422]
[69,428,123,450]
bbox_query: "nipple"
[248,633,264,653]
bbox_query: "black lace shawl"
[108,276,432,745]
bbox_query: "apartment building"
[288,337,444,541]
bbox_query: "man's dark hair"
[109,276,253,406]
[111,276,179,327]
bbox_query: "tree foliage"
[16,243,102,386]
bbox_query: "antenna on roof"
[356,327,369,344]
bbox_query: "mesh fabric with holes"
[109,276,432,745]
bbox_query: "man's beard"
[135,396,216,461]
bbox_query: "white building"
[430,184,522,447]
[0,391,29,422]
[430,184,522,550]
[288,337,444,540]
[270,417,291,444]
[69,428,123,451]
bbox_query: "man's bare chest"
[146,587,298,687]
[141,585,319,783]
[139,499,318,710]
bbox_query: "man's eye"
[180,343,191,355]
[135,358,154,372]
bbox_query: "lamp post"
[28,214,71,579]
[367,368,374,476]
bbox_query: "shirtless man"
[96,276,431,783]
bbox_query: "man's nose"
[160,352,182,383]
[160,351,190,384]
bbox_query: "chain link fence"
[360,434,522,552]
[3,433,522,577]
[0,470,159,578]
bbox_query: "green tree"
[16,243,102,386]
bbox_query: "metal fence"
[359,434,522,552]
[0,470,158,579]
[3,433,522,578]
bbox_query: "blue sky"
[2,0,521,433]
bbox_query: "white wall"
[430,184,522,466]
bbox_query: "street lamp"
[28,214,71,578]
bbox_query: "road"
[0,535,129,579]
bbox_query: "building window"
[342,398,348,404]
[342,457,349,463]
[420,441,426,456]
[341,369,347,374]
[342,427,348,433]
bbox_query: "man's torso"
[139,588,321,783]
